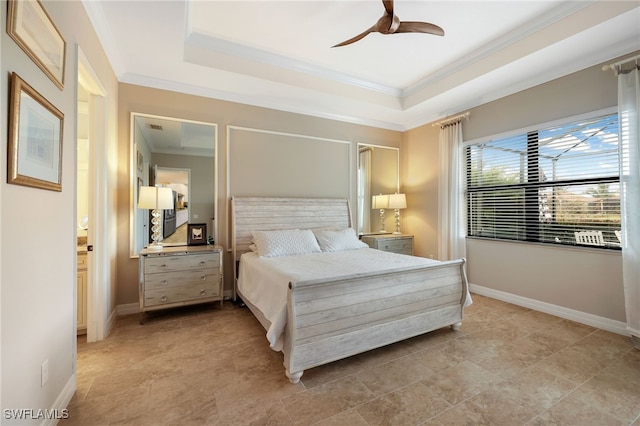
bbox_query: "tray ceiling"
[82,1,640,130]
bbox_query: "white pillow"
[313,228,368,252]
[252,229,321,258]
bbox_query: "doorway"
[77,48,107,344]
[77,85,89,335]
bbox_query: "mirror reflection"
[155,167,190,243]
[357,144,399,235]
[130,113,217,256]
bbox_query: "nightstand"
[139,245,223,322]
[361,234,414,255]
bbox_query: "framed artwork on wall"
[137,150,143,172]
[7,72,64,192]
[6,0,66,89]
[187,223,207,246]
[137,177,143,202]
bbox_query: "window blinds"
[465,113,621,247]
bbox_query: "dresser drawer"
[362,235,414,255]
[144,252,220,274]
[144,267,220,290]
[144,283,220,307]
[378,239,413,254]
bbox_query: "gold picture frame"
[8,72,64,191]
[7,0,66,89]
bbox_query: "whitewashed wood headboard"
[231,196,352,298]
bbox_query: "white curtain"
[358,148,372,234]
[618,65,640,349]
[438,120,466,261]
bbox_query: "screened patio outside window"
[465,112,621,249]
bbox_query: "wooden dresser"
[139,245,223,321]
[361,234,414,255]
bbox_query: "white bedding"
[237,248,468,351]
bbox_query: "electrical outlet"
[41,359,49,387]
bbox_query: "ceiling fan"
[332,0,444,47]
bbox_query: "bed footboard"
[282,258,468,383]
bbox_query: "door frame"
[77,47,108,343]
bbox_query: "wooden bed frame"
[231,196,469,383]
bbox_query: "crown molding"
[119,73,407,131]
[184,32,401,98]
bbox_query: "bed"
[232,196,470,383]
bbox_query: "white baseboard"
[42,374,75,426]
[106,308,119,337]
[469,283,629,336]
[116,303,140,317]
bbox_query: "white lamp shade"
[388,193,407,209]
[372,194,389,209]
[138,186,174,209]
[137,186,156,209]
[157,187,174,209]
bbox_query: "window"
[465,112,621,248]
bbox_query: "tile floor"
[63,295,640,425]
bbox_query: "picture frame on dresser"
[187,223,207,245]
[7,72,64,192]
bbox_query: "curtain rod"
[602,54,640,75]
[432,111,470,127]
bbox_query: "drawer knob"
[199,289,207,296]
[161,280,168,286]
[160,295,168,302]
[199,261,206,266]
[200,275,207,281]
[160,264,168,270]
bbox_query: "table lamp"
[372,194,389,233]
[138,186,174,249]
[388,193,407,234]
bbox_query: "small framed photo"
[7,0,66,89]
[8,72,64,191]
[187,223,207,245]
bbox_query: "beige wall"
[402,124,440,260]
[227,126,350,198]
[402,54,637,323]
[1,0,119,416]
[117,83,402,304]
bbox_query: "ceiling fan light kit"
[333,0,444,47]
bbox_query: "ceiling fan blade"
[332,1,444,47]
[382,0,394,16]
[396,21,445,36]
[332,27,375,48]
